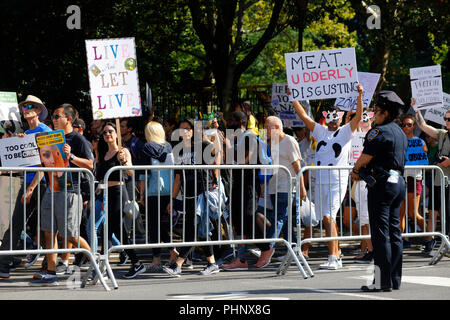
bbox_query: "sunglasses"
[51,114,66,120]
[444,117,450,122]
[401,123,413,128]
[22,104,39,111]
[102,129,115,135]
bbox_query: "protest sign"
[35,130,73,192]
[0,176,21,240]
[410,65,443,111]
[0,91,23,135]
[334,72,380,111]
[285,47,359,101]
[271,83,311,128]
[85,37,142,120]
[424,92,450,126]
[0,133,40,167]
[348,132,366,166]
[405,138,428,165]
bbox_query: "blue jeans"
[268,193,290,247]
[86,198,120,253]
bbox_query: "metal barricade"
[0,167,110,291]
[285,165,449,274]
[100,164,312,289]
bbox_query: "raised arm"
[349,83,364,132]
[412,99,438,139]
[287,88,316,132]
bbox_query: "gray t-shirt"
[434,129,450,186]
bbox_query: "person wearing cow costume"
[290,83,364,270]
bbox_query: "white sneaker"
[319,255,342,270]
[249,248,261,258]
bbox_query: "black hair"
[178,117,194,130]
[231,111,248,128]
[55,103,78,123]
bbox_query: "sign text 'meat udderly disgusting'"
[285,47,359,101]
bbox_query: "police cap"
[376,90,404,120]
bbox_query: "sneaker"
[0,267,10,279]
[255,246,275,268]
[183,258,194,270]
[163,262,181,278]
[249,248,261,258]
[199,263,220,275]
[123,263,146,279]
[319,255,343,270]
[355,251,374,264]
[25,248,40,269]
[422,238,436,255]
[118,251,129,266]
[147,264,163,273]
[29,275,58,287]
[55,262,70,275]
[222,258,248,271]
[8,257,22,271]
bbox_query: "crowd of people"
[0,86,448,288]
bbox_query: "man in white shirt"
[291,84,363,270]
[256,116,307,268]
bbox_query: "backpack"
[147,153,174,196]
[238,131,273,184]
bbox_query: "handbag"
[123,200,140,219]
[298,196,319,227]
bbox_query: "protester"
[30,103,94,286]
[139,121,179,272]
[0,95,51,279]
[163,118,220,277]
[291,84,364,270]
[351,90,408,292]
[236,100,259,136]
[414,105,450,248]
[72,118,86,136]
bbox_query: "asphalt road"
[0,243,449,304]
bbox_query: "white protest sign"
[348,132,366,166]
[285,47,359,101]
[0,176,21,240]
[334,72,380,111]
[410,65,443,111]
[424,92,450,126]
[271,83,311,128]
[85,37,142,120]
[0,91,23,135]
[0,133,40,167]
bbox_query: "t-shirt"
[65,130,94,191]
[268,135,302,194]
[173,140,217,198]
[434,129,450,186]
[312,122,354,184]
[404,137,427,179]
[24,123,52,184]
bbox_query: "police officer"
[351,91,408,292]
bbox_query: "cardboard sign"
[348,132,366,166]
[410,65,443,111]
[424,92,450,126]
[0,91,23,135]
[271,83,310,128]
[85,37,142,120]
[405,138,428,165]
[0,134,40,167]
[35,130,73,192]
[285,47,359,101]
[0,176,21,240]
[334,72,380,111]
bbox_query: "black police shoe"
[361,284,392,292]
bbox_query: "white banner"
[0,134,40,167]
[424,92,450,126]
[271,83,311,128]
[348,132,366,166]
[0,91,23,135]
[334,72,380,111]
[410,65,443,111]
[86,37,142,120]
[285,47,359,101]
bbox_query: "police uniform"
[361,91,408,291]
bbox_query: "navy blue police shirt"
[362,121,408,173]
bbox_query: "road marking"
[354,275,450,287]
[168,292,290,300]
[305,288,396,300]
